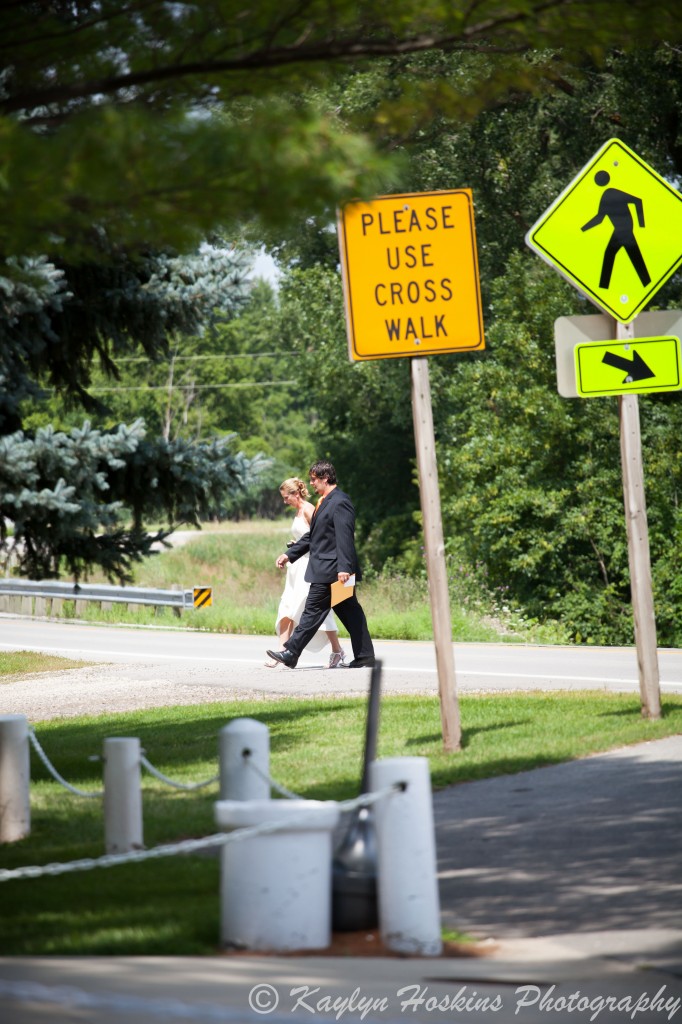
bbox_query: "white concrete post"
[219,718,270,800]
[215,799,340,951]
[103,737,143,853]
[369,756,442,956]
[0,715,31,842]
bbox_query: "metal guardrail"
[0,579,194,609]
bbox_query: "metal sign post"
[331,660,384,930]
[616,322,661,719]
[552,314,664,720]
[411,357,461,752]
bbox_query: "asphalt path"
[2,614,682,696]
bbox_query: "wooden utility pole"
[616,320,661,719]
[410,357,461,751]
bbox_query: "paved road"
[2,614,682,697]
[434,734,682,942]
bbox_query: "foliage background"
[2,4,682,643]
[248,47,682,645]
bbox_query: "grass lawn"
[0,651,89,677]
[1,690,681,955]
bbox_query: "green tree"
[0,420,266,581]
[1,243,253,434]
[3,3,682,260]
[0,243,268,581]
[65,280,320,516]
[4,3,682,597]
[271,45,682,643]
[407,48,682,643]
[275,265,419,562]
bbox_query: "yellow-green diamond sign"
[526,139,682,324]
[574,335,682,397]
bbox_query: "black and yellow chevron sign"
[193,586,213,609]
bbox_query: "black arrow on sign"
[602,350,655,383]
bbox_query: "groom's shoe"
[348,656,376,669]
[266,648,299,669]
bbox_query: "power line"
[88,380,297,393]
[116,353,294,363]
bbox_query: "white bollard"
[219,718,270,800]
[0,715,31,842]
[369,756,443,956]
[215,799,340,951]
[103,737,143,853]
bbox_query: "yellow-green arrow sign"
[574,335,682,397]
[526,139,682,324]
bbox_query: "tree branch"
[0,0,579,118]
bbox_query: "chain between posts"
[28,727,220,797]
[140,754,219,791]
[0,785,403,883]
[242,750,303,800]
[28,728,103,799]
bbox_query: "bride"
[269,477,346,668]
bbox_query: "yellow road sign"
[574,335,682,397]
[338,190,485,361]
[526,139,682,324]
[193,586,212,609]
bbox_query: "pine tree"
[0,420,268,581]
[0,242,269,581]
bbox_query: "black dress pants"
[284,582,374,661]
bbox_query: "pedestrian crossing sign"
[526,139,682,324]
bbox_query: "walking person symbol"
[581,170,651,289]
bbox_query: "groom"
[266,460,375,669]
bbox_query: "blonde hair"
[279,477,309,500]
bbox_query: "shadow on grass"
[30,699,367,779]
[0,854,221,956]
[595,698,679,719]
[405,719,532,750]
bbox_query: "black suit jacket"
[286,487,362,584]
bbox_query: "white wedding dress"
[275,513,337,652]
